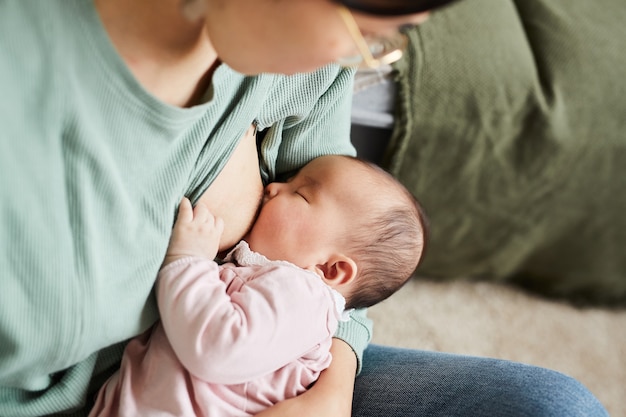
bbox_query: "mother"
[0,0,607,416]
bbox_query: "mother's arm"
[256,339,357,417]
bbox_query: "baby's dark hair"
[341,157,428,310]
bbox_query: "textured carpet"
[368,280,626,416]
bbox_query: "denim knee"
[502,366,608,417]
[353,345,608,417]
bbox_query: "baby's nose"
[264,182,280,198]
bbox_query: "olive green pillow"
[385,0,626,305]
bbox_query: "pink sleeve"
[157,258,338,385]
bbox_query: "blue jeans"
[353,345,608,416]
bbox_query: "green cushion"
[386,0,626,305]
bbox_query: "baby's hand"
[163,197,224,267]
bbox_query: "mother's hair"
[334,0,462,16]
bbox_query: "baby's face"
[245,155,373,268]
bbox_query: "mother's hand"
[255,339,357,417]
[198,125,264,252]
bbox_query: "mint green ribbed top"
[0,0,371,415]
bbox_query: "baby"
[90,154,427,417]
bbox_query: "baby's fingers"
[213,216,225,235]
[196,204,224,236]
[176,197,194,223]
[192,202,211,223]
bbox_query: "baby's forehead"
[302,155,400,198]
[302,155,371,179]
[346,167,404,204]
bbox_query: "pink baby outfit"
[89,241,345,417]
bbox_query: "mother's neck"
[95,0,218,107]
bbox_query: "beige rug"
[368,280,626,416]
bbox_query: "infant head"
[246,154,427,309]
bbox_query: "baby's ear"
[316,255,357,289]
